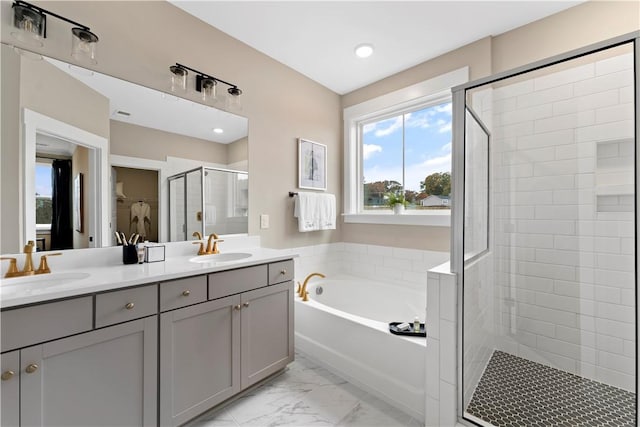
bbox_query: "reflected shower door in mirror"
[169,167,249,241]
[0,43,248,253]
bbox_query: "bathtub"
[294,274,427,420]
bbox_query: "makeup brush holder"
[122,245,138,265]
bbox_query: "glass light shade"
[11,4,45,46]
[170,66,188,93]
[226,87,243,111]
[201,78,217,102]
[71,28,99,65]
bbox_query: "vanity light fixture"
[169,63,243,110]
[11,0,100,64]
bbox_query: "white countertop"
[0,246,296,309]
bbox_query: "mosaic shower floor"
[465,350,636,427]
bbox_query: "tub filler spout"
[297,272,325,301]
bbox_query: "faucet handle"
[0,257,19,278]
[36,253,62,275]
[24,241,35,253]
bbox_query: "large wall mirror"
[0,43,249,253]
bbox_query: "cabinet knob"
[182,290,191,297]
[1,370,15,381]
[125,302,135,310]
[233,304,241,311]
[280,269,287,275]
[25,364,38,374]
[243,302,250,308]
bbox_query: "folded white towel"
[294,192,336,232]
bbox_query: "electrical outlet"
[260,214,269,229]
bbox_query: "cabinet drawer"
[95,285,158,328]
[1,297,92,352]
[160,275,207,312]
[268,260,294,285]
[208,265,267,300]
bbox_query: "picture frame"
[298,138,327,190]
[74,173,84,233]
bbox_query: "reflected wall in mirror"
[0,43,249,253]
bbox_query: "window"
[343,67,468,226]
[361,101,452,211]
[35,161,53,230]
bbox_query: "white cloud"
[374,116,403,137]
[363,144,382,160]
[362,123,376,134]
[435,103,452,115]
[441,142,452,153]
[438,120,452,134]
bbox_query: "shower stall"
[453,33,638,426]
[168,166,248,241]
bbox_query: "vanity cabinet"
[160,264,294,427]
[1,351,19,427]
[20,317,158,426]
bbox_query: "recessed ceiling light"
[354,43,374,58]
[213,128,224,134]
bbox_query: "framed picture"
[298,138,327,190]
[74,173,84,233]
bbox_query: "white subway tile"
[517,84,573,109]
[518,302,577,328]
[595,334,624,354]
[595,53,633,75]
[517,129,574,150]
[595,103,635,124]
[575,120,634,142]
[619,85,633,104]
[427,277,440,339]
[578,314,596,332]
[577,362,597,380]
[439,320,456,384]
[597,350,635,375]
[517,219,575,235]
[516,316,556,338]
[534,63,594,91]
[537,336,596,363]
[535,249,582,266]
[493,79,534,100]
[390,247,423,261]
[502,146,555,165]
[622,340,635,358]
[594,268,634,288]
[383,256,412,271]
[426,337,440,399]
[596,301,635,323]
[619,289,635,307]
[594,285,621,304]
[493,120,534,140]
[534,110,595,133]
[534,205,579,220]
[596,253,634,272]
[513,274,554,293]
[554,280,594,300]
[555,325,596,348]
[535,292,594,315]
[439,381,457,427]
[517,175,575,191]
[573,69,634,96]
[496,104,552,127]
[596,366,635,392]
[439,277,456,322]
[425,396,440,427]
[553,89,618,115]
[367,245,387,256]
[576,173,595,189]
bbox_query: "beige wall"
[1,1,637,253]
[340,0,638,251]
[72,146,90,249]
[227,137,248,170]
[110,120,229,165]
[2,1,342,249]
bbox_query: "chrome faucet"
[297,272,325,301]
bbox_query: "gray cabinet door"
[1,350,19,427]
[240,281,294,389]
[160,294,241,427]
[20,317,158,427]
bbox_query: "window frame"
[343,67,469,226]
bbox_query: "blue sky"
[362,102,452,192]
[35,164,52,197]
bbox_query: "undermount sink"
[0,272,91,298]
[1,271,91,287]
[189,253,252,264]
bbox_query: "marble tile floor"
[185,352,424,427]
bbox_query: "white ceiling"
[172,1,584,94]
